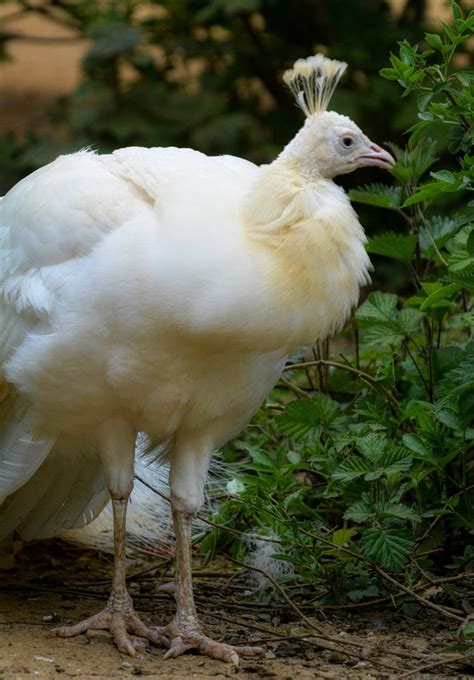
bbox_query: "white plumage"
[0,54,393,664]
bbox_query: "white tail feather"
[63,454,227,560]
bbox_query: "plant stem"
[402,340,431,398]
[284,359,400,413]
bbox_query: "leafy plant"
[201,2,473,611]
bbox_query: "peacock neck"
[241,157,371,348]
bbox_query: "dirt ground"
[0,541,472,680]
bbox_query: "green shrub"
[202,1,473,610]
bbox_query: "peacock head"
[280,54,394,179]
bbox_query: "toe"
[199,637,241,665]
[128,616,164,646]
[110,613,137,657]
[52,613,108,638]
[234,644,265,657]
[163,636,191,659]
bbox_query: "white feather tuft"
[283,53,347,116]
[243,531,294,591]
[62,450,228,560]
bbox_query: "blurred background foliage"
[0,0,463,189]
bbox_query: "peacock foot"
[52,592,162,656]
[157,620,264,666]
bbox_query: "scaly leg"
[53,419,162,656]
[156,432,263,665]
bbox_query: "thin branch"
[134,473,281,544]
[284,359,400,413]
[402,339,431,397]
[225,556,369,651]
[398,654,467,678]
[223,556,448,672]
[298,526,465,622]
[278,377,311,400]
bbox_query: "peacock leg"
[53,419,162,656]
[157,503,263,665]
[150,432,263,664]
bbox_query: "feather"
[283,53,347,116]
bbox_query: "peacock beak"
[357,143,395,170]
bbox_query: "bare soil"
[0,541,471,679]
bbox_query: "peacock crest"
[283,54,347,117]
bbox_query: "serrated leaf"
[349,184,402,210]
[377,447,413,476]
[420,213,472,251]
[356,292,398,323]
[362,324,404,346]
[361,527,414,571]
[380,502,421,522]
[367,232,418,263]
[357,433,387,461]
[397,307,424,332]
[345,499,373,523]
[276,401,320,440]
[276,393,343,441]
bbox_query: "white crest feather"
[283,53,347,116]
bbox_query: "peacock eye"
[342,136,354,148]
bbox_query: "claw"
[53,605,160,657]
[156,621,264,664]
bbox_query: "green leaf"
[349,184,402,210]
[420,213,472,251]
[403,176,467,207]
[430,169,455,183]
[397,308,424,333]
[363,324,404,346]
[367,232,418,263]
[376,447,413,476]
[345,498,373,523]
[417,91,433,112]
[379,67,398,80]
[277,400,320,440]
[420,283,461,311]
[402,433,431,458]
[380,502,420,522]
[332,528,358,546]
[361,527,414,572]
[356,292,398,324]
[451,1,464,30]
[424,33,443,50]
[357,433,387,461]
[276,393,343,440]
[333,457,372,482]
